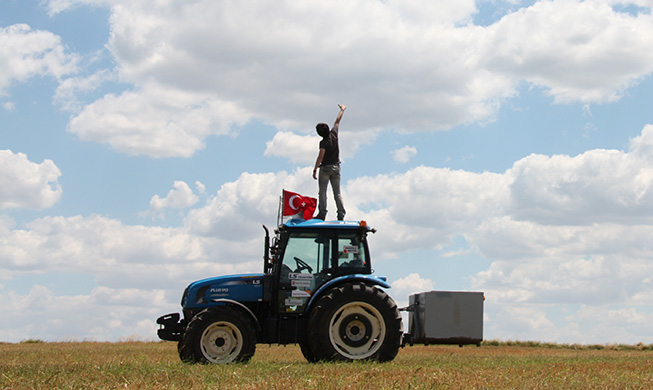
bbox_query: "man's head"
[316,123,330,138]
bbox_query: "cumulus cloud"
[45,0,110,16]
[0,150,62,210]
[54,69,115,112]
[264,128,377,165]
[0,24,77,94]
[509,125,653,225]
[391,273,436,327]
[185,168,318,239]
[146,181,201,217]
[0,213,261,301]
[0,284,169,342]
[391,146,418,163]
[391,273,435,305]
[346,166,510,256]
[67,83,252,158]
[265,132,321,165]
[482,0,653,103]
[48,0,653,158]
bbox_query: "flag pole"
[277,190,283,227]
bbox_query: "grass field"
[1,341,652,389]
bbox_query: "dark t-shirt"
[319,123,340,166]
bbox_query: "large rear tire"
[306,282,402,362]
[178,307,256,364]
[299,340,320,363]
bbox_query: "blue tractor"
[157,219,403,363]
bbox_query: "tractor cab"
[264,219,375,314]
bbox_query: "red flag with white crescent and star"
[282,190,317,220]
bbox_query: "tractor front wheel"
[178,307,256,364]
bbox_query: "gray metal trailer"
[404,290,484,346]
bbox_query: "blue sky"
[1,0,653,344]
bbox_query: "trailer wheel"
[178,307,256,364]
[307,282,402,362]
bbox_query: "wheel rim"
[328,301,386,359]
[200,321,243,363]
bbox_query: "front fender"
[306,274,391,313]
[210,298,262,332]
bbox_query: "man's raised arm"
[333,104,346,128]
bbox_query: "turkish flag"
[282,190,317,220]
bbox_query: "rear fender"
[305,274,391,313]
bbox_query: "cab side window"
[336,234,367,271]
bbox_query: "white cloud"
[346,166,509,255]
[482,0,653,103]
[483,303,653,344]
[391,273,435,306]
[264,117,378,165]
[573,305,652,341]
[508,125,653,225]
[67,83,252,158]
[0,150,62,210]
[386,0,477,24]
[54,69,115,112]
[265,132,321,165]
[391,146,418,163]
[1,214,256,275]
[146,181,201,217]
[195,181,206,195]
[390,272,436,329]
[45,0,110,16]
[487,305,555,339]
[0,284,169,342]
[441,248,472,258]
[52,0,653,158]
[0,24,77,94]
[97,0,514,133]
[185,168,317,239]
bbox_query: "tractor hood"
[182,273,263,309]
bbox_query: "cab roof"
[283,218,374,231]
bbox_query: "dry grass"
[1,341,652,389]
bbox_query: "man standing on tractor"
[313,104,346,221]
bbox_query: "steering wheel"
[293,257,313,273]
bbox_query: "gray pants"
[317,164,346,220]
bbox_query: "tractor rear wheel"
[178,307,256,364]
[299,340,320,363]
[306,282,402,362]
